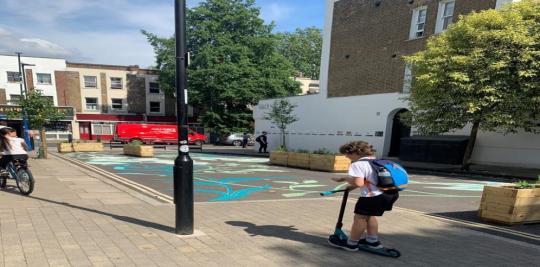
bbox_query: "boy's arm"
[331,176,365,187]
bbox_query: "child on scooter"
[329,141,399,251]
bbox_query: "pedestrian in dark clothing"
[256,132,268,153]
[242,133,249,148]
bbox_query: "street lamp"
[173,0,194,235]
[15,52,33,151]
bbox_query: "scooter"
[320,189,401,258]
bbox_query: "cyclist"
[0,127,29,186]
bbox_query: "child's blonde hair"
[339,141,376,157]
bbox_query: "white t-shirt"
[2,137,28,155]
[348,157,383,197]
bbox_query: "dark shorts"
[354,192,399,216]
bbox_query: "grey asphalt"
[64,150,540,244]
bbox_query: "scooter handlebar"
[319,189,348,196]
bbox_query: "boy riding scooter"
[327,141,404,257]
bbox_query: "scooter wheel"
[387,248,401,258]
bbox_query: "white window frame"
[85,97,99,111]
[111,98,124,111]
[149,101,161,113]
[149,82,160,94]
[110,77,123,89]
[6,71,21,83]
[84,75,97,88]
[435,0,455,34]
[403,64,413,94]
[9,94,21,105]
[36,73,52,85]
[409,6,428,39]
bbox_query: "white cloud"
[0,26,75,58]
[261,3,295,23]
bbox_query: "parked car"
[114,123,207,145]
[223,133,254,147]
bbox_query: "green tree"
[8,90,65,159]
[264,98,298,150]
[404,0,540,170]
[276,27,323,79]
[144,0,300,135]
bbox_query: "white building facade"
[254,0,538,168]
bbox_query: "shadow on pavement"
[26,194,176,233]
[226,221,328,246]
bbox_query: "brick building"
[0,54,179,141]
[254,0,539,168]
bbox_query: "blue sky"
[0,0,325,67]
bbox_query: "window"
[92,123,114,135]
[410,6,427,39]
[110,77,122,89]
[84,76,97,88]
[149,102,161,113]
[435,0,455,33]
[7,72,21,83]
[403,65,413,94]
[85,97,98,111]
[36,73,52,85]
[9,94,21,104]
[111,99,123,110]
[149,82,160,94]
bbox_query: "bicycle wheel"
[16,168,34,195]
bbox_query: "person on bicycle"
[0,127,29,183]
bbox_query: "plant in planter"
[309,148,351,172]
[287,149,311,169]
[478,177,540,225]
[123,140,154,157]
[269,146,289,166]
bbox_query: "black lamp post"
[15,52,33,150]
[173,0,194,235]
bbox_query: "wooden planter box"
[287,152,310,169]
[309,154,351,172]
[72,142,104,152]
[478,185,540,225]
[57,143,74,153]
[123,144,154,157]
[269,151,288,166]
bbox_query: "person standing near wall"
[256,132,268,153]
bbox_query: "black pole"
[174,0,194,235]
[16,52,24,98]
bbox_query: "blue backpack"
[364,159,408,191]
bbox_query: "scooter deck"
[357,244,401,258]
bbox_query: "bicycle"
[0,158,34,195]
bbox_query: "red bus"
[114,123,206,145]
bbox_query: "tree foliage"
[276,27,323,79]
[144,0,300,135]
[8,90,65,158]
[404,0,540,169]
[264,98,298,149]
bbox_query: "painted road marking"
[52,152,540,245]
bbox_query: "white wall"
[255,93,408,157]
[253,0,540,168]
[0,55,66,105]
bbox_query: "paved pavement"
[0,154,537,266]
